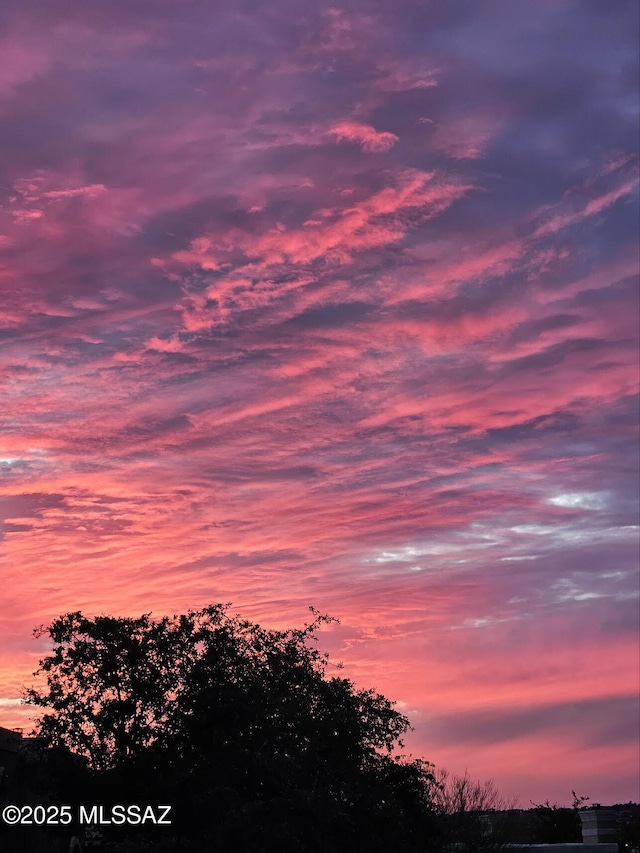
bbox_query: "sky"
[0,0,638,807]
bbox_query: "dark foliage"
[529,791,589,843]
[430,768,518,851]
[25,605,441,852]
[616,803,640,853]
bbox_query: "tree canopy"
[25,604,441,852]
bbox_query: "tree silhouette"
[431,767,518,851]
[529,791,589,843]
[25,604,441,851]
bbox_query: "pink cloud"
[429,113,505,160]
[533,174,639,238]
[329,121,399,153]
[168,169,471,331]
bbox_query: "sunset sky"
[1,0,639,806]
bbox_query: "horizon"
[0,0,638,808]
